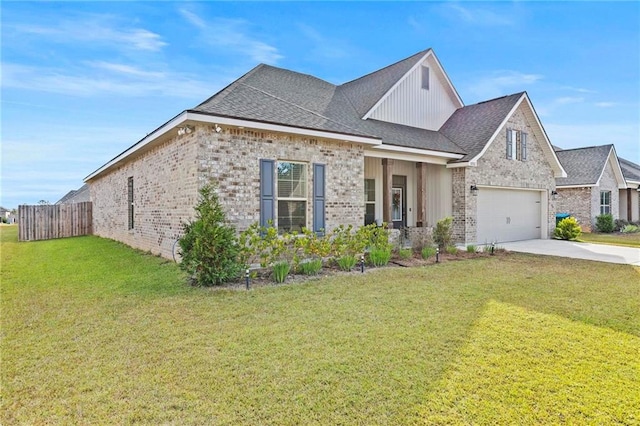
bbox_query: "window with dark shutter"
[259,159,275,228]
[313,163,325,236]
[521,132,528,161]
[506,129,513,160]
[127,176,134,230]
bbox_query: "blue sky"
[2,1,639,208]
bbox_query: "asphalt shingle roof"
[440,93,524,162]
[619,157,640,182]
[56,184,90,204]
[555,145,613,186]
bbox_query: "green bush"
[368,248,391,267]
[421,246,437,259]
[272,261,291,283]
[596,214,615,233]
[336,255,358,271]
[621,224,639,234]
[466,244,477,253]
[434,217,453,249]
[298,258,323,275]
[445,245,458,255]
[554,217,582,240]
[179,183,243,286]
[398,248,413,260]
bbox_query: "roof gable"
[619,157,640,183]
[556,145,626,188]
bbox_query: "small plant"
[445,245,458,255]
[398,248,413,260]
[621,224,639,234]
[595,214,615,233]
[272,261,291,283]
[554,217,582,240]
[466,244,477,253]
[298,258,323,275]
[368,247,391,267]
[434,216,453,249]
[179,182,243,286]
[336,255,358,271]
[421,246,437,259]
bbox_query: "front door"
[392,175,407,229]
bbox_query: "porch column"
[628,188,632,221]
[416,162,427,227]
[382,158,394,227]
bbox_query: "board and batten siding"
[364,157,452,227]
[368,55,459,131]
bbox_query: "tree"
[178,182,243,286]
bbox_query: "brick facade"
[452,105,556,244]
[90,125,365,258]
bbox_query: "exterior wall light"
[470,184,479,196]
[551,190,558,200]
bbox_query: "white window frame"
[600,191,611,215]
[364,178,376,225]
[277,161,307,233]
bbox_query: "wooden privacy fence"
[18,202,93,241]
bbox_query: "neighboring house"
[619,157,640,222]
[0,207,10,221]
[85,48,566,259]
[555,145,627,231]
[55,184,90,204]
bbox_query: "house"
[619,157,640,222]
[554,145,627,231]
[85,48,566,259]
[55,184,90,204]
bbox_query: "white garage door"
[477,188,542,244]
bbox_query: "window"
[421,66,430,90]
[600,191,611,215]
[364,179,376,225]
[277,162,307,233]
[127,176,134,230]
[507,129,527,161]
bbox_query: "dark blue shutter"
[521,132,528,161]
[313,163,325,236]
[260,159,275,228]
[506,129,513,159]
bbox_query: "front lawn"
[2,225,639,424]
[579,231,640,248]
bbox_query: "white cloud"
[1,62,222,99]
[440,3,516,27]
[179,11,283,64]
[297,23,350,59]
[10,15,167,52]
[466,71,543,100]
[595,102,616,108]
[554,97,584,105]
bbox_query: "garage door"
[477,188,542,244]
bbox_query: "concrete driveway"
[500,239,640,266]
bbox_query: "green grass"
[579,231,640,248]
[2,225,639,424]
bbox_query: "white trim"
[467,94,567,178]
[189,112,381,146]
[365,145,462,165]
[476,184,546,192]
[556,184,596,189]
[370,143,463,159]
[85,111,382,182]
[594,146,627,189]
[362,50,464,120]
[446,161,476,169]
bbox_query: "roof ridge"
[340,48,431,86]
[193,64,267,109]
[238,81,376,137]
[558,144,613,153]
[472,92,524,106]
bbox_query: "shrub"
[433,216,453,249]
[621,224,640,234]
[179,182,243,286]
[615,219,629,232]
[596,214,615,233]
[421,246,437,259]
[272,261,291,283]
[298,258,323,275]
[238,222,295,268]
[445,245,458,255]
[398,248,413,260]
[466,244,477,253]
[368,247,391,267]
[554,217,582,240]
[336,255,358,271]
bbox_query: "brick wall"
[591,160,620,224]
[452,104,556,243]
[90,125,365,259]
[556,187,592,232]
[90,133,199,258]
